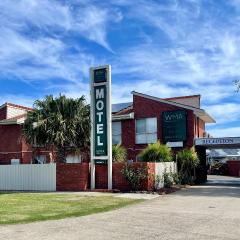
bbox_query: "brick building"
[112,91,215,161]
[0,103,53,164]
[0,91,215,165]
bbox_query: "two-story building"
[0,91,215,165]
[112,91,215,161]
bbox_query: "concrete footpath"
[0,175,240,240]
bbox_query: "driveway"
[0,175,239,240]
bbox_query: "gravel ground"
[0,175,239,240]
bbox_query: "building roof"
[0,113,27,125]
[111,92,215,123]
[164,94,201,100]
[131,91,215,123]
[112,102,132,113]
[1,92,215,124]
[165,95,200,108]
[207,149,240,158]
[0,102,33,111]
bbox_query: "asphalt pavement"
[0,175,239,240]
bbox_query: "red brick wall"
[95,165,108,189]
[95,162,155,191]
[0,125,22,152]
[0,124,54,164]
[0,125,23,164]
[0,153,22,164]
[0,106,7,120]
[195,117,205,138]
[121,119,136,160]
[120,95,195,161]
[56,163,90,191]
[227,161,240,177]
[112,163,131,191]
[198,119,205,137]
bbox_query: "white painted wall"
[0,164,56,191]
[7,106,27,119]
[168,96,200,108]
[155,162,177,189]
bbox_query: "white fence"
[155,162,177,189]
[0,164,56,191]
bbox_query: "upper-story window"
[112,121,121,144]
[136,117,157,144]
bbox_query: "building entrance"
[195,137,240,182]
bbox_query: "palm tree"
[23,95,90,162]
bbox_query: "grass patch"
[0,192,143,224]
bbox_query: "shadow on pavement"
[174,175,240,198]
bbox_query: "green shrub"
[177,147,200,184]
[171,172,181,185]
[162,171,174,188]
[121,164,148,191]
[112,144,127,163]
[138,141,173,162]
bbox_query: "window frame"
[112,121,122,145]
[135,117,157,144]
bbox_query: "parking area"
[207,174,240,186]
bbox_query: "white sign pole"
[90,68,95,189]
[90,65,112,190]
[107,66,112,190]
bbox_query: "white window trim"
[135,117,157,144]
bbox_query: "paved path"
[0,175,239,240]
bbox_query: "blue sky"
[0,0,240,137]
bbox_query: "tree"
[23,95,90,162]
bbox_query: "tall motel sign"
[90,65,112,190]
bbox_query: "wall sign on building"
[195,137,240,146]
[90,65,112,190]
[162,110,187,142]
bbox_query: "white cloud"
[0,0,120,50]
[204,103,240,124]
[0,94,35,108]
[0,27,96,84]
[0,0,239,138]
[0,0,127,88]
[110,0,240,89]
[207,127,240,138]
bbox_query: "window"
[11,159,20,165]
[66,154,81,163]
[33,155,46,164]
[136,118,157,144]
[112,121,121,144]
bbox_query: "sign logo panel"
[94,68,107,83]
[162,110,187,142]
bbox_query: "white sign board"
[195,137,240,146]
[167,141,183,148]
